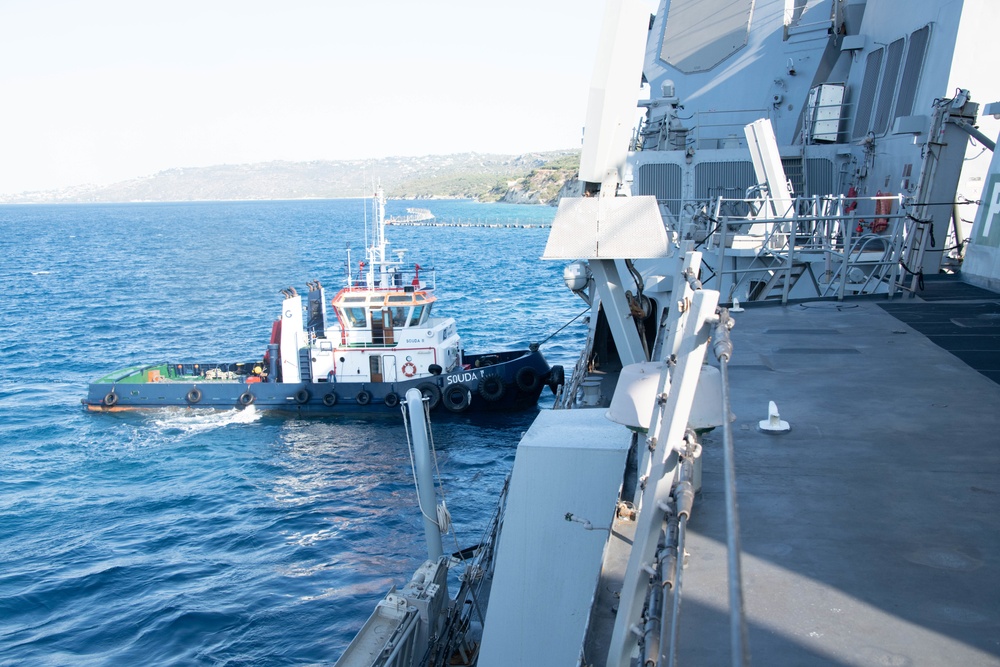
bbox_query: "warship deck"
[685,276,1000,665]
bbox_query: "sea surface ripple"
[0,199,582,665]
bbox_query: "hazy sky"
[0,1,623,195]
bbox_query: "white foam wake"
[149,405,261,434]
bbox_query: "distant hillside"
[485,153,581,205]
[1,151,581,205]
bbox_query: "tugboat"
[83,187,560,415]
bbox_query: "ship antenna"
[362,171,369,266]
[345,242,352,287]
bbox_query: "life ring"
[402,361,417,378]
[514,367,541,393]
[442,385,471,413]
[102,391,118,407]
[238,391,255,406]
[294,388,310,404]
[384,392,400,408]
[477,373,506,402]
[546,365,565,393]
[873,190,891,233]
[356,390,372,406]
[322,393,338,407]
[417,383,442,410]
[186,388,202,404]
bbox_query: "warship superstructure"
[338,1,1000,665]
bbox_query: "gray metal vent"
[852,48,883,139]
[805,158,834,195]
[781,157,804,194]
[633,163,683,212]
[874,38,905,136]
[694,161,756,200]
[779,157,834,197]
[895,25,931,121]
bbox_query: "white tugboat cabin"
[275,185,462,388]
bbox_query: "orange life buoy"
[402,361,417,377]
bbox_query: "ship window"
[340,307,367,328]
[390,307,407,327]
[409,305,425,326]
[852,47,883,139]
[895,25,930,122]
[342,296,366,303]
[387,295,412,303]
[873,38,904,136]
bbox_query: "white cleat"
[759,400,790,433]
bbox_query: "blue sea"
[0,199,583,665]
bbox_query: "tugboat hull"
[84,349,558,415]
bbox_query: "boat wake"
[149,405,261,434]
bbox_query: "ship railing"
[819,216,907,299]
[679,193,911,303]
[783,15,836,40]
[378,607,422,667]
[607,253,750,666]
[691,108,772,150]
[346,266,437,292]
[419,475,510,667]
[634,108,772,153]
[556,315,599,410]
[801,98,851,145]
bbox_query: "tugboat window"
[341,307,367,328]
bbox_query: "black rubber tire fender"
[477,373,506,402]
[384,392,400,408]
[103,391,118,407]
[417,383,442,410]
[546,365,565,393]
[294,388,310,405]
[238,391,255,406]
[514,367,541,393]
[186,388,202,404]
[322,392,338,407]
[356,390,372,406]
[442,385,471,413]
